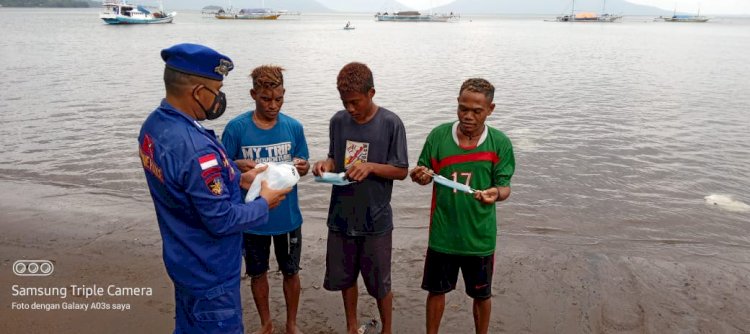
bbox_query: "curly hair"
[337,62,374,94]
[250,65,285,90]
[459,78,495,103]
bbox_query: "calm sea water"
[0,8,748,248]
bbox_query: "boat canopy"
[396,11,421,16]
[239,8,274,14]
[575,12,597,19]
[673,15,695,19]
[137,5,151,14]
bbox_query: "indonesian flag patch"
[199,154,219,170]
[199,154,223,196]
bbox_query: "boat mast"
[602,0,606,14]
[571,0,575,17]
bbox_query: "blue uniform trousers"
[173,278,243,334]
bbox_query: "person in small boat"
[221,65,309,334]
[313,62,409,334]
[410,78,515,334]
[345,21,351,28]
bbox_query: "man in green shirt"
[410,78,515,334]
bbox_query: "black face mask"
[193,85,227,120]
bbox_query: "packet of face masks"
[314,172,353,186]
[244,163,300,203]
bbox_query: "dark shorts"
[243,227,302,277]
[421,248,495,300]
[174,282,243,334]
[323,230,392,299]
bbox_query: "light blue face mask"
[432,174,476,194]
[314,172,354,186]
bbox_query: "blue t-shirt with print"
[221,111,309,235]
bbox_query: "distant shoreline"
[0,5,92,8]
[0,0,98,8]
[0,6,90,8]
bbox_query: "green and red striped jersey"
[417,121,515,256]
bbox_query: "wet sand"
[2,180,749,333]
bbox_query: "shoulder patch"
[140,134,164,182]
[198,154,219,170]
[218,149,236,181]
[205,174,223,196]
[198,153,225,196]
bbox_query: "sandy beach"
[2,5,750,333]
[2,179,748,333]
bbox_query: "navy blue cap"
[161,43,234,81]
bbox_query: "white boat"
[375,11,456,22]
[277,10,302,16]
[663,15,709,22]
[99,1,176,25]
[555,0,621,22]
[344,21,355,30]
[201,5,223,15]
[215,0,281,20]
[663,6,709,22]
[215,8,280,20]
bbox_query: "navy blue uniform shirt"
[138,100,269,291]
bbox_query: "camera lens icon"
[13,260,54,276]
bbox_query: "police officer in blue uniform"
[138,43,291,333]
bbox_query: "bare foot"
[357,319,381,334]
[285,324,303,334]
[254,323,274,334]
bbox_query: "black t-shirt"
[326,107,409,236]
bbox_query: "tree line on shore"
[0,0,100,8]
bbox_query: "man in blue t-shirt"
[221,65,309,334]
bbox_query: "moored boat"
[662,6,709,22]
[215,8,280,20]
[554,0,621,22]
[201,5,223,15]
[99,1,176,25]
[663,15,709,22]
[375,11,455,22]
[556,12,621,22]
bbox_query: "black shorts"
[421,248,494,299]
[323,230,392,299]
[243,227,302,277]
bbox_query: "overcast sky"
[625,0,750,14]
[396,0,454,9]
[397,0,750,14]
